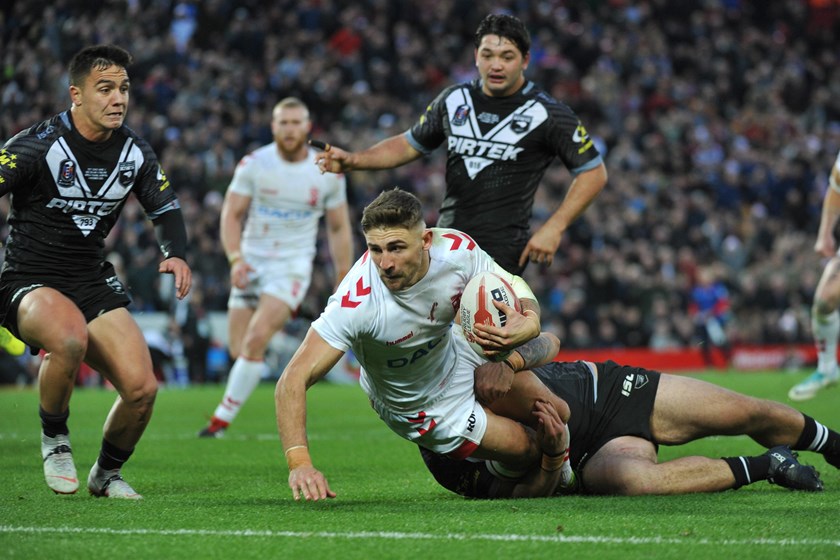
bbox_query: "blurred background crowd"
[1,0,839,382]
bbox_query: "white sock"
[213,358,266,424]
[813,310,839,377]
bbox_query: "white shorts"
[227,255,312,310]
[366,331,488,459]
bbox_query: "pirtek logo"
[447,136,524,161]
[45,198,120,215]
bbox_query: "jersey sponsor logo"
[308,187,319,207]
[444,88,548,179]
[341,277,371,308]
[385,335,444,368]
[477,112,499,124]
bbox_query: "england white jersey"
[228,144,347,262]
[313,228,509,413]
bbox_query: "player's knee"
[49,330,88,364]
[812,297,837,318]
[121,374,158,412]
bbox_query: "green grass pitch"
[1,370,839,559]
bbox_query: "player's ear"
[422,229,433,250]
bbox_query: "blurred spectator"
[1,1,838,362]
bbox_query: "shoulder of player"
[430,227,481,257]
[330,251,379,310]
[522,83,574,115]
[0,114,69,174]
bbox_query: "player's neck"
[69,107,115,143]
[276,144,308,163]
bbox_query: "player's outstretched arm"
[314,134,422,174]
[275,328,343,501]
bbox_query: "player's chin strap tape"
[153,209,188,261]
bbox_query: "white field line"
[0,525,838,547]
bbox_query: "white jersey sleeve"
[228,145,347,261]
[312,228,500,411]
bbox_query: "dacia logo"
[386,336,444,368]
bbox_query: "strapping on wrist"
[227,251,242,266]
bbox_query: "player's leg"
[83,307,157,499]
[199,305,254,436]
[203,294,292,436]
[651,373,840,473]
[470,407,540,471]
[17,287,88,495]
[790,257,840,400]
[580,435,821,494]
[487,369,571,426]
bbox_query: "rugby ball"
[460,271,521,361]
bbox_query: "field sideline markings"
[1,526,838,547]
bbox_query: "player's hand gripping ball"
[460,271,521,361]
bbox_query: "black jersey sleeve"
[0,124,48,198]
[539,93,602,173]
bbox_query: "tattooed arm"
[474,332,561,405]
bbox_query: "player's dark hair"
[474,14,530,56]
[361,188,424,232]
[68,45,133,86]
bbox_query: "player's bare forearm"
[548,163,607,231]
[350,134,422,170]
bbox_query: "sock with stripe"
[212,357,267,424]
[722,455,771,489]
[794,414,840,468]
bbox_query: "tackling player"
[423,359,838,498]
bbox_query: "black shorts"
[0,262,131,338]
[419,360,661,499]
[531,360,660,472]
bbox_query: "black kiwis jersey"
[0,111,180,281]
[407,79,602,272]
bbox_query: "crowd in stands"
[2,0,839,380]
